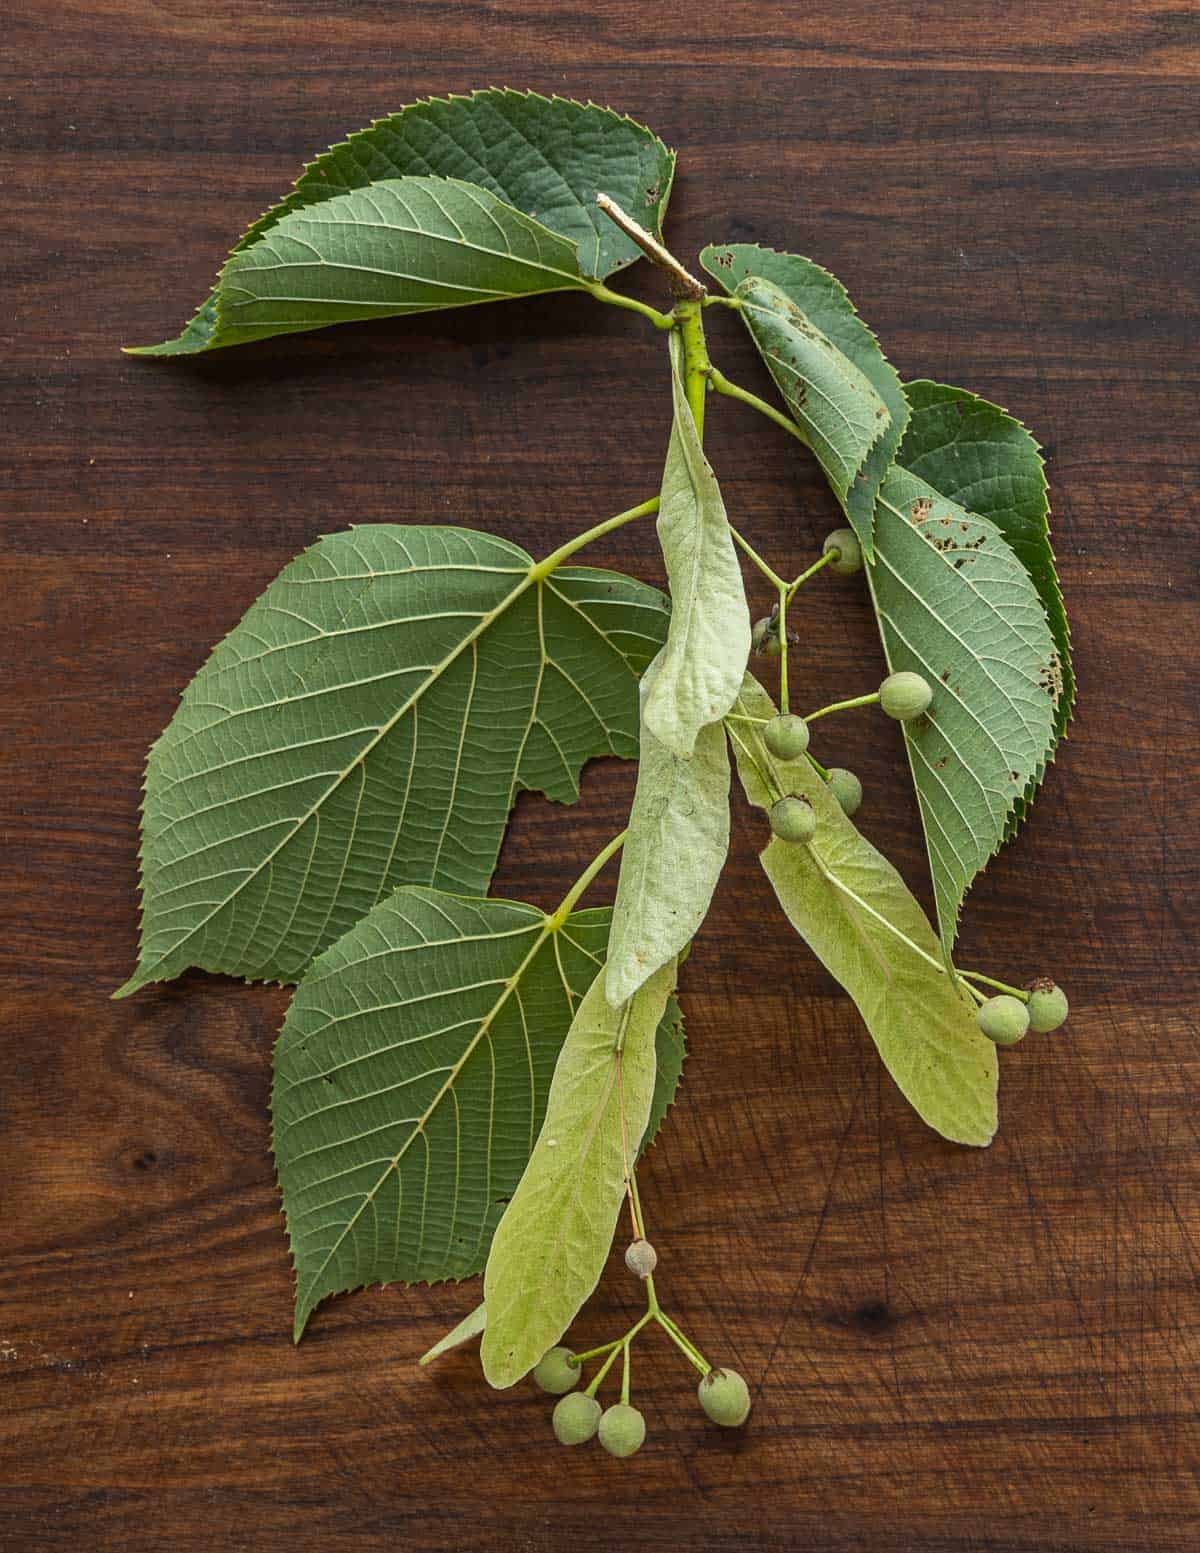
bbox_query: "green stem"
[571,1336,623,1367]
[958,969,1031,1002]
[787,547,838,600]
[806,751,830,781]
[584,280,675,331]
[804,691,881,723]
[777,580,791,713]
[531,497,658,580]
[702,293,743,311]
[707,366,807,447]
[549,829,627,926]
[656,1312,710,1376]
[584,1341,625,1398]
[730,526,786,591]
[675,300,711,439]
[959,978,988,1006]
[621,1342,632,1406]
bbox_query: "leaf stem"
[958,969,1031,1002]
[531,497,659,580]
[584,280,675,331]
[706,366,807,447]
[806,751,831,781]
[621,1341,632,1406]
[804,691,881,723]
[550,829,628,926]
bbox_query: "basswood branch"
[595,193,706,300]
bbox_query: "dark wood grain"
[2,3,1198,1548]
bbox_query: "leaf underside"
[870,469,1058,951]
[606,651,731,1007]
[174,177,594,354]
[418,1299,487,1365]
[642,330,750,758]
[132,89,676,355]
[273,891,685,1340]
[728,676,997,1146]
[481,959,674,1387]
[699,243,911,557]
[896,379,1074,838]
[118,525,668,997]
[699,246,1067,947]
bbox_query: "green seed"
[879,671,933,721]
[769,795,816,845]
[533,1345,579,1395]
[598,1402,646,1458]
[698,1367,752,1428]
[763,713,810,761]
[827,767,863,817]
[977,994,1030,1046]
[552,1391,601,1445]
[822,527,863,575]
[1027,979,1069,1033]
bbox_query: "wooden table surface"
[3,3,1198,1548]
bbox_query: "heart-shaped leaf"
[642,330,750,757]
[273,891,685,1339]
[605,651,730,1007]
[117,526,668,997]
[481,958,675,1388]
[727,676,997,1146]
[699,244,910,556]
[133,89,675,356]
[870,471,1059,951]
[896,379,1073,837]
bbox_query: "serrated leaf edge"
[126,88,677,355]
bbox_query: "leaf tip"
[111,970,145,1000]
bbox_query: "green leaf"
[869,470,1059,951]
[727,676,997,1146]
[699,244,910,557]
[135,178,593,356]
[605,651,730,1006]
[896,380,1073,836]
[132,89,675,356]
[642,331,750,758]
[480,959,674,1388]
[418,1300,487,1365]
[272,890,685,1340]
[117,526,668,997]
